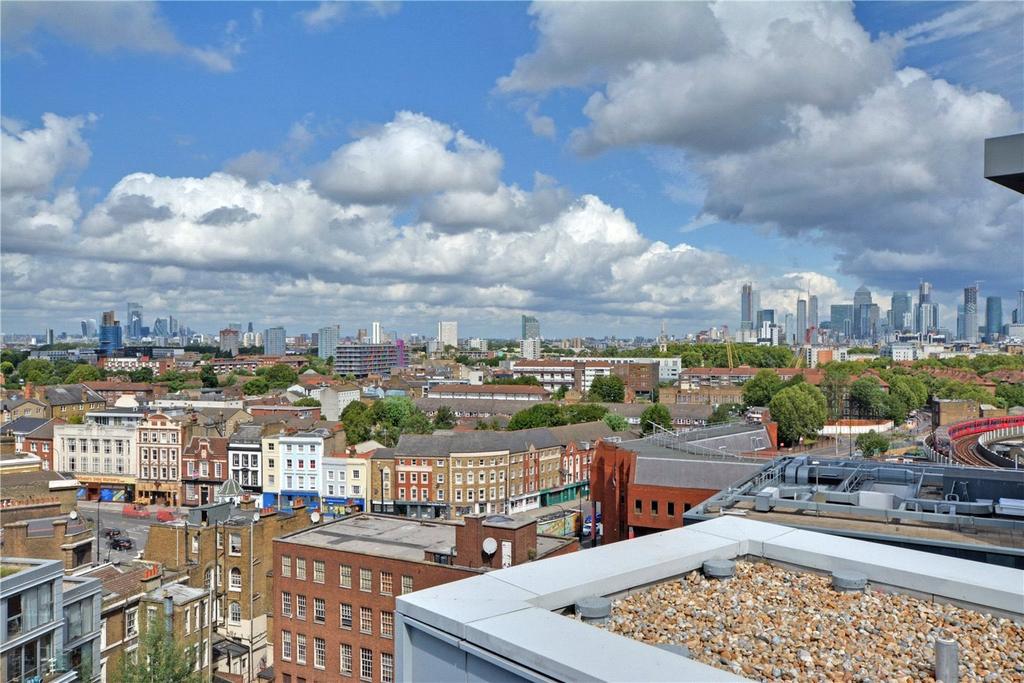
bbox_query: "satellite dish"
[69,510,79,520]
[310,511,321,524]
[252,511,261,523]
[482,537,497,555]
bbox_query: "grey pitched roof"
[0,417,50,435]
[394,428,559,457]
[25,419,55,439]
[545,421,616,446]
[42,384,105,406]
[2,397,45,411]
[633,456,763,489]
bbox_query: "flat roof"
[279,513,565,563]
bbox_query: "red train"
[946,415,1024,442]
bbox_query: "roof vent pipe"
[703,559,735,580]
[575,596,611,624]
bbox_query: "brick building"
[21,419,56,470]
[138,583,213,679]
[272,514,577,683]
[181,436,230,506]
[20,383,107,420]
[143,500,313,681]
[83,380,164,405]
[589,438,766,544]
[610,361,660,401]
[135,412,186,505]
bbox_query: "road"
[79,503,157,564]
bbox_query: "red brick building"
[272,514,577,683]
[589,440,765,544]
[181,436,230,506]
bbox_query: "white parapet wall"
[820,419,894,436]
[396,516,1023,683]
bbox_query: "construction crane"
[725,336,736,370]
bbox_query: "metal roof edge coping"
[395,517,1024,683]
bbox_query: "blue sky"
[2,1,1021,338]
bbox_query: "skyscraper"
[964,285,979,342]
[521,315,540,340]
[914,281,939,334]
[808,295,819,332]
[1015,290,1024,324]
[264,327,286,356]
[853,286,872,339]
[740,283,755,331]
[371,321,382,344]
[438,321,458,349]
[99,310,123,353]
[890,291,912,332]
[957,304,966,340]
[318,325,340,361]
[985,296,1002,342]
[126,302,143,339]
[796,298,807,344]
[756,309,775,329]
[830,305,854,340]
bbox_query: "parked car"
[104,528,123,539]
[109,537,133,550]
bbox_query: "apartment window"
[340,564,352,588]
[314,637,326,670]
[281,592,292,617]
[296,634,307,665]
[359,568,371,592]
[634,499,642,514]
[668,502,676,517]
[437,473,444,484]
[410,472,418,483]
[228,567,242,591]
[380,571,393,595]
[281,631,292,661]
[651,500,659,516]
[358,606,372,634]
[455,473,462,484]
[281,556,292,577]
[214,463,222,478]
[296,594,307,620]
[313,560,325,584]
[340,644,352,675]
[296,558,307,580]
[314,597,325,624]
[229,533,242,555]
[437,489,445,501]
[381,652,394,683]
[455,489,462,502]
[191,535,199,554]
[125,608,138,638]
[340,603,352,629]
[398,472,405,483]
[359,648,372,682]
[401,575,413,595]
[380,610,394,639]
[229,601,241,624]
[398,488,406,500]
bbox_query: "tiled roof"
[183,436,230,457]
[0,416,50,435]
[42,384,106,406]
[394,428,560,457]
[429,384,549,395]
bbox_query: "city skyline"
[2,2,1022,336]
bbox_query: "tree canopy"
[507,403,610,430]
[242,378,270,395]
[116,613,201,683]
[433,405,457,429]
[588,374,625,402]
[741,369,784,407]
[855,430,891,457]
[293,397,321,407]
[602,413,629,431]
[255,363,299,389]
[768,383,827,446]
[640,403,672,434]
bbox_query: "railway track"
[950,434,994,467]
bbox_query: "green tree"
[768,384,827,446]
[602,413,629,431]
[370,397,432,446]
[16,358,55,384]
[508,404,567,430]
[341,400,369,423]
[708,403,742,425]
[855,430,891,457]
[562,403,609,424]
[741,369,784,407]
[640,403,672,434]
[65,364,102,383]
[849,376,887,418]
[485,376,542,386]
[819,367,851,420]
[116,613,201,683]
[344,410,373,444]
[0,361,15,377]
[256,363,299,389]
[293,397,321,407]
[433,405,457,429]
[551,385,567,400]
[200,364,219,388]
[67,414,84,424]
[588,375,626,402]
[129,367,155,383]
[242,378,270,395]
[996,382,1024,409]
